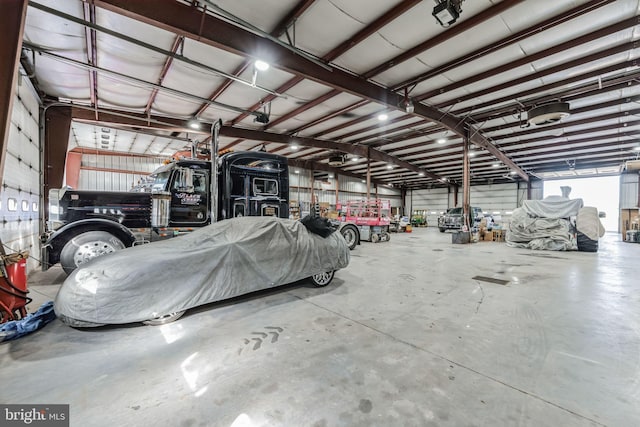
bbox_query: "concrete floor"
[1,227,639,426]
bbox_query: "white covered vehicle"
[55,216,349,327]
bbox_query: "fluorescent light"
[361,180,366,183]
[493,163,500,168]
[387,165,393,169]
[255,60,269,71]
[633,146,640,151]
[290,144,298,150]
[468,151,476,157]
[351,157,359,162]
[377,113,388,121]
[510,170,517,175]
[328,174,334,178]
[437,138,446,144]
[187,119,200,129]
[418,172,425,176]
[294,170,299,174]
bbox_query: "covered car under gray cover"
[55,216,349,327]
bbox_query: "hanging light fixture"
[432,0,464,27]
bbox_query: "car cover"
[55,216,349,327]
[506,197,584,251]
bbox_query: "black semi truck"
[41,151,293,274]
[42,150,361,274]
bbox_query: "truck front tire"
[60,231,125,275]
[340,225,358,250]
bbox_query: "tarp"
[522,196,583,219]
[576,207,605,241]
[55,216,349,327]
[506,207,577,251]
[0,301,56,342]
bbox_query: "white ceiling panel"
[291,0,404,58]
[204,0,301,34]
[31,56,91,101]
[96,7,177,49]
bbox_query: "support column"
[366,148,371,201]
[0,0,28,184]
[401,187,407,216]
[463,126,471,229]
[43,106,73,211]
[453,185,458,208]
[527,179,532,201]
[65,151,82,189]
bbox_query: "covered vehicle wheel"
[382,232,390,241]
[310,271,334,287]
[60,231,125,275]
[340,225,358,250]
[371,233,380,243]
[439,227,445,233]
[143,311,186,326]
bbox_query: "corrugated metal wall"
[0,77,41,272]
[289,170,402,210]
[470,183,519,214]
[407,187,449,225]
[77,154,165,191]
[404,180,545,226]
[528,179,544,201]
[620,173,639,209]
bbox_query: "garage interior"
[1,0,639,426]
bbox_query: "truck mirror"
[175,168,195,193]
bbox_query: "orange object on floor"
[0,257,29,323]
[405,225,413,232]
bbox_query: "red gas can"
[0,258,29,322]
[5,258,27,292]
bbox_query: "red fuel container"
[0,258,29,322]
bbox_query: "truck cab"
[437,207,484,232]
[42,151,289,274]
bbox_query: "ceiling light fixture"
[418,172,425,176]
[633,146,640,151]
[437,138,446,144]
[387,165,393,169]
[401,88,414,113]
[328,174,334,179]
[187,118,201,129]
[254,60,269,71]
[294,170,300,174]
[328,154,346,166]
[377,113,388,121]
[432,0,463,27]
[290,144,298,150]
[352,157,359,162]
[492,163,500,168]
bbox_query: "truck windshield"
[151,171,171,192]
